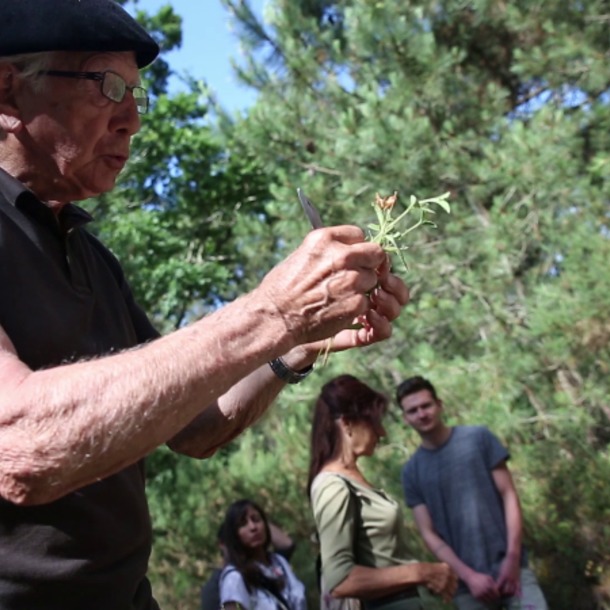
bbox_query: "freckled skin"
[12,51,141,208]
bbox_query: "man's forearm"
[503,495,523,570]
[168,344,317,457]
[0,291,291,505]
[0,224,407,505]
[494,466,523,559]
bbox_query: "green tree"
[215,1,610,608]
[93,2,276,333]
[85,2,610,609]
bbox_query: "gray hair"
[0,52,56,138]
[0,51,55,91]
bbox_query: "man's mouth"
[103,154,128,169]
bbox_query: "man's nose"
[110,95,141,136]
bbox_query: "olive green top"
[311,472,415,592]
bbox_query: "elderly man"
[0,1,409,608]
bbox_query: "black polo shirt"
[0,168,161,609]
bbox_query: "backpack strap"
[218,567,250,610]
[219,566,238,587]
[259,553,297,609]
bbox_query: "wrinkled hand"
[323,253,409,351]
[421,563,458,604]
[257,226,408,348]
[465,571,501,603]
[496,555,521,597]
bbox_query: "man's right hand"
[464,570,501,602]
[256,225,405,347]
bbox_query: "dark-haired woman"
[309,375,457,610]
[219,499,307,610]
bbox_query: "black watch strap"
[268,357,314,384]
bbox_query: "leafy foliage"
[90,6,274,333]
[215,1,609,608]
[91,1,610,609]
[367,191,451,272]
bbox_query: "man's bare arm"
[166,345,315,458]
[0,227,406,505]
[412,504,471,581]
[167,254,407,457]
[492,462,523,596]
[0,290,286,505]
[412,504,500,602]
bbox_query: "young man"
[397,376,547,610]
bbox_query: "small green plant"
[367,191,451,273]
[318,190,451,365]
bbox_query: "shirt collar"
[0,166,93,233]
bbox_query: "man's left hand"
[496,555,521,597]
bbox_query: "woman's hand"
[419,562,458,603]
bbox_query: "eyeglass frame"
[36,70,149,115]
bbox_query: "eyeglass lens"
[102,72,149,115]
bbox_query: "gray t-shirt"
[402,426,526,592]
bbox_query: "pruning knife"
[297,188,324,230]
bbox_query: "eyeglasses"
[37,70,149,115]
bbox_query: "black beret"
[0,0,159,68]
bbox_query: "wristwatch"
[268,357,314,384]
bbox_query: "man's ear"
[0,64,23,134]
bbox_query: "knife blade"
[297,188,324,230]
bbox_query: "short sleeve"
[219,566,250,607]
[479,427,510,470]
[401,459,424,508]
[311,475,358,592]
